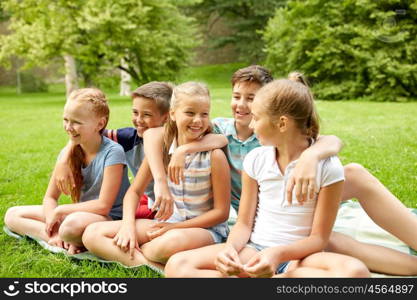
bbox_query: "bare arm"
[113,157,153,258]
[54,142,74,195]
[226,171,258,251]
[215,171,258,276]
[308,135,343,160]
[168,133,228,184]
[43,168,62,236]
[142,127,173,221]
[122,157,153,223]
[143,127,166,184]
[55,164,125,217]
[287,135,343,204]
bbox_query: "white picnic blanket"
[4,200,416,277]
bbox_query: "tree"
[189,0,286,63]
[0,0,199,94]
[263,0,417,101]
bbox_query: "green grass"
[1,63,417,277]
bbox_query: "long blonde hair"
[257,72,320,140]
[66,88,109,203]
[162,82,211,168]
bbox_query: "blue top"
[59,136,130,219]
[104,127,155,202]
[212,117,260,212]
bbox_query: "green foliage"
[0,0,199,86]
[190,0,286,63]
[20,71,48,93]
[264,0,417,101]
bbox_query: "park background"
[0,0,416,277]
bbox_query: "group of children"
[4,65,417,277]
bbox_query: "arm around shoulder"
[310,135,343,160]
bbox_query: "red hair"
[66,88,109,203]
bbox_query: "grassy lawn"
[1,63,416,277]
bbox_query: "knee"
[326,232,345,253]
[4,206,21,230]
[142,230,186,263]
[340,259,371,278]
[165,252,193,278]
[344,163,369,183]
[59,213,86,241]
[82,222,102,248]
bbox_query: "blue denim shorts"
[246,241,290,274]
[207,223,229,244]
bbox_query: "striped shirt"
[212,118,260,212]
[166,139,228,236]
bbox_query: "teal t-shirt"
[212,117,260,212]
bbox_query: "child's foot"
[67,244,86,255]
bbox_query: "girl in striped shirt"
[82,82,230,268]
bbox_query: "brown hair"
[257,72,319,140]
[131,81,173,115]
[231,65,273,87]
[66,88,110,203]
[162,82,211,168]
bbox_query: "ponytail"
[162,117,178,170]
[68,144,85,203]
[260,72,320,140]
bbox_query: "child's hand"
[113,222,140,259]
[45,208,64,237]
[168,147,187,185]
[54,161,75,195]
[286,151,319,205]
[243,247,281,278]
[215,245,243,277]
[146,222,174,240]
[152,181,174,221]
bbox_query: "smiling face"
[63,101,105,146]
[231,81,262,128]
[170,94,210,145]
[132,97,167,137]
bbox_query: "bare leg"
[141,228,217,264]
[342,163,417,250]
[327,232,417,275]
[4,205,50,241]
[165,244,258,278]
[82,219,163,268]
[274,252,370,278]
[58,211,110,254]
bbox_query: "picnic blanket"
[2,225,164,276]
[3,200,417,277]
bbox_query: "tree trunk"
[64,54,78,98]
[119,58,132,96]
[16,69,21,94]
